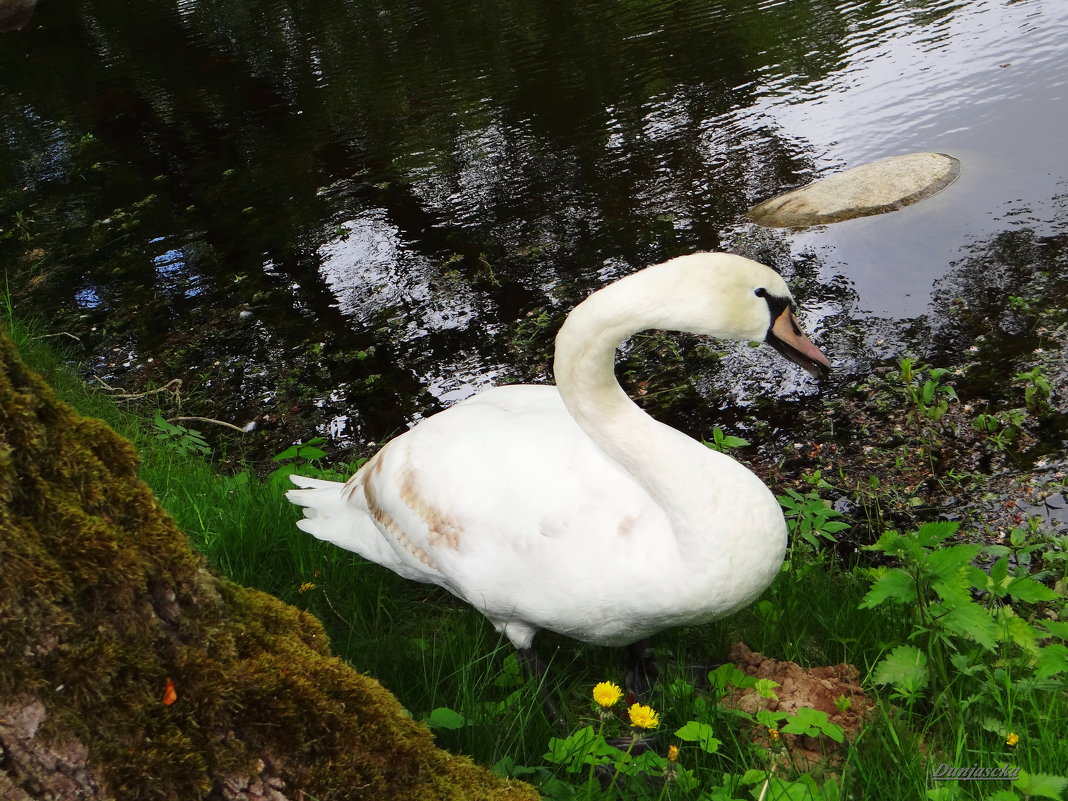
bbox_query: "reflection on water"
[1,0,1066,452]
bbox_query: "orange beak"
[766,307,831,377]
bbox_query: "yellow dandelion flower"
[299,582,316,593]
[628,702,660,730]
[667,745,679,762]
[768,727,780,741]
[1006,732,1019,747]
[592,681,623,708]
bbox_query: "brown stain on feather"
[346,447,441,571]
[398,467,463,550]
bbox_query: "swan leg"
[517,647,566,726]
[624,639,660,699]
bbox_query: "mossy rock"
[0,326,537,801]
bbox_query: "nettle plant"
[860,521,1068,717]
[887,357,959,427]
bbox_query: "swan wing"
[289,385,672,642]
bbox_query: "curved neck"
[552,264,756,540]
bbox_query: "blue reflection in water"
[74,287,101,309]
[149,236,200,297]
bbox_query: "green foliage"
[860,520,1067,729]
[268,436,362,489]
[778,471,850,548]
[972,408,1027,453]
[779,708,844,743]
[151,412,212,457]
[1014,366,1052,412]
[888,357,959,426]
[703,426,751,453]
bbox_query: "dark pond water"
[2,0,1067,456]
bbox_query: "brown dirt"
[723,643,873,773]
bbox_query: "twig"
[167,415,248,434]
[321,590,352,628]
[93,377,182,401]
[32,331,81,342]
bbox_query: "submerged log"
[0,326,536,801]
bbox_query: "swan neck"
[552,268,741,532]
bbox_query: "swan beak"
[766,308,831,378]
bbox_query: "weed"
[860,521,1067,716]
[151,412,212,457]
[1014,366,1052,412]
[888,357,959,427]
[703,426,751,453]
[778,471,851,548]
[973,408,1027,453]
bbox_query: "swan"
[287,253,830,684]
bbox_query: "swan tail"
[287,474,364,543]
[286,473,402,569]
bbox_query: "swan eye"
[754,288,767,298]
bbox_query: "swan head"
[654,253,831,377]
[556,252,831,381]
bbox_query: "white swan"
[287,253,829,677]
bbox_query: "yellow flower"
[1006,732,1019,747]
[768,727,780,741]
[299,582,316,593]
[628,702,660,730]
[592,681,623,708]
[667,745,679,762]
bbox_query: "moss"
[0,326,537,801]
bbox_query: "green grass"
[5,308,1066,801]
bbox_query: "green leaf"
[272,444,300,461]
[821,520,852,533]
[1034,643,1068,679]
[425,707,467,729]
[544,726,618,770]
[914,521,960,548]
[490,755,538,778]
[993,608,1039,655]
[922,380,937,405]
[867,530,910,555]
[1006,575,1059,603]
[983,544,1013,557]
[924,544,982,580]
[938,601,999,650]
[1015,770,1068,799]
[755,709,788,728]
[780,708,844,742]
[738,769,768,785]
[707,663,754,692]
[872,645,929,693]
[675,721,721,753]
[859,568,917,608]
[930,568,972,606]
[990,555,1010,586]
[1039,620,1068,640]
[754,678,780,698]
